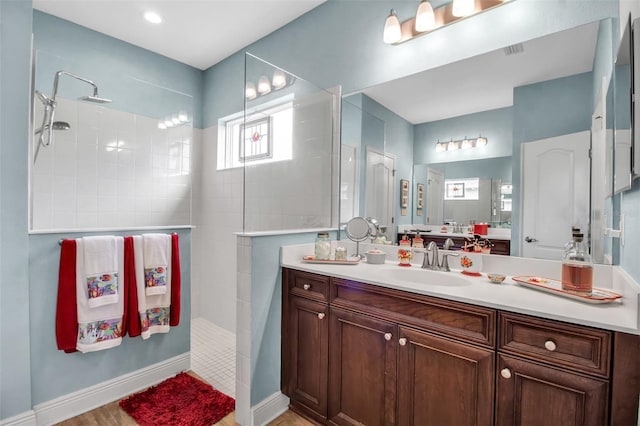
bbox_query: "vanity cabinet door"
[397,326,494,426]
[496,354,608,426]
[286,296,329,422]
[328,307,397,426]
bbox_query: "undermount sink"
[379,267,472,287]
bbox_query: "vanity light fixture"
[383,9,402,44]
[257,76,272,95]
[157,111,191,130]
[436,136,488,152]
[245,70,296,101]
[384,0,510,45]
[452,0,476,17]
[415,0,436,32]
[143,11,162,24]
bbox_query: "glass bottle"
[314,232,331,260]
[561,233,593,295]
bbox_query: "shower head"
[34,121,70,135]
[78,95,112,104]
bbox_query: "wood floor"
[55,371,314,426]
[55,401,312,425]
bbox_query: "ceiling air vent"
[503,43,524,56]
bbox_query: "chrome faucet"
[422,240,459,272]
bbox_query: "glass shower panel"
[30,50,193,231]
[243,54,339,232]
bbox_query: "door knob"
[501,368,512,379]
[525,236,538,243]
[384,333,392,341]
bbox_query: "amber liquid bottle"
[561,233,592,296]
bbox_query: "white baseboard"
[0,410,36,426]
[33,352,190,426]
[251,392,290,426]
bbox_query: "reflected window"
[444,178,479,200]
[217,100,293,170]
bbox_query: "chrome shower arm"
[52,70,99,99]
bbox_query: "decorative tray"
[511,276,622,304]
[302,255,361,265]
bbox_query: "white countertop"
[281,242,640,335]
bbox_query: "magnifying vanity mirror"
[340,17,633,265]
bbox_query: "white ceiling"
[32,0,326,70]
[361,21,600,124]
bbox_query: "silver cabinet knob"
[317,313,325,320]
[384,333,392,341]
[501,368,512,379]
[303,283,311,290]
[544,340,557,351]
[399,338,407,346]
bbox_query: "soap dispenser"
[561,233,592,295]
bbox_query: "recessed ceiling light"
[144,11,162,24]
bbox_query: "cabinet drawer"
[498,312,611,378]
[288,269,329,302]
[331,278,496,348]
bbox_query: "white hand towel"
[142,233,171,296]
[76,236,125,353]
[82,236,119,308]
[134,235,172,339]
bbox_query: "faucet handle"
[440,252,460,272]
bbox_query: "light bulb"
[164,118,174,128]
[476,137,487,147]
[383,9,402,44]
[171,114,180,125]
[245,82,257,100]
[435,142,446,153]
[178,111,188,123]
[257,76,271,94]
[461,138,473,149]
[272,70,287,89]
[415,0,436,32]
[447,141,460,151]
[158,121,167,130]
[452,0,475,17]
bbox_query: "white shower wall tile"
[30,97,192,231]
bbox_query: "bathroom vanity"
[280,246,640,426]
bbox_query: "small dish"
[365,250,386,264]
[487,273,506,284]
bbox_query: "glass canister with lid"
[314,232,331,260]
[561,233,592,295]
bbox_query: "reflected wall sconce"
[246,70,296,101]
[383,0,511,45]
[435,136,487,151]
[157,111,190,129]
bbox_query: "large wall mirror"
[340,18,622,264]
[613,14,633,193]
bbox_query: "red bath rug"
[119,372,235,426]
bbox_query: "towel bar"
[58,233,178,246]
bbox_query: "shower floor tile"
[191,317,236,398]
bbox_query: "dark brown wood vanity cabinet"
[397,233,511,256]
[281,268,640,426]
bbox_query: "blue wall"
[0,0,33,419]
[28,230,191,405]
[33,11,204,128]
[414,107,513,165]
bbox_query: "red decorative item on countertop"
[473,223,488,235]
